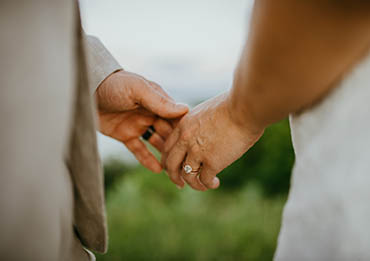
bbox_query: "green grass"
[97,166,286,261]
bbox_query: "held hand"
[161,92,264,191]
[95,70,189,173]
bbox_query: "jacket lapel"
[66,6,107,253]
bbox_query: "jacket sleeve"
[84,35,122,93]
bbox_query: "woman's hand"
[161,92,264,191]
[96,70,188,173]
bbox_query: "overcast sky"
[79,0,253,161]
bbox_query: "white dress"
[274,54,370,260]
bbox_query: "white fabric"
[275,54,370,261]
[84,248,96,261]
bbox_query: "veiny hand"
[96,70,188,173]
[161,92,264,191]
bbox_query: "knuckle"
[180,130,192,142]
[199,174,212,187]
[189,145,200,155]
[203,157,217,168]
[167,163,179,174]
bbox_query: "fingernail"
[176,103,189,109]
[212,177,219,187]
[176,185,183,190]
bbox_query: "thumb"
[139,86,189,119]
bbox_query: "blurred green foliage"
[98,119,294,260]
[219,119,294,197]
[103,158,132,195]
[97,166,285,261]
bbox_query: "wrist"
[225,91,265,139]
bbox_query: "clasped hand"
[96,70,263,191]
[96,70,188,173]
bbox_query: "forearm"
[229,0,370,130]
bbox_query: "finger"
[161,127,181,167]
[169,118,182,128]
[125,139,162,173]
[153,118,173,140]
[181,152,207,191]
[198,166,220,189]
[163,127,181,154]
[112,111,155,142]
[148,132,165,152]
[164,142,187,188]
[138,84,189,119]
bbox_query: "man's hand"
[95,70,188,173]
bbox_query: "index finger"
[153,118,173,140]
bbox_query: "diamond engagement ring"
[183,164,200,175]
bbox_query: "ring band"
[183,164,200,175]
[142,126,155,141]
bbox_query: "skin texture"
[96,70,188,173]
[162,0,370,190]
[162,93,263,190]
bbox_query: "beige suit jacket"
[0,1,121,259]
